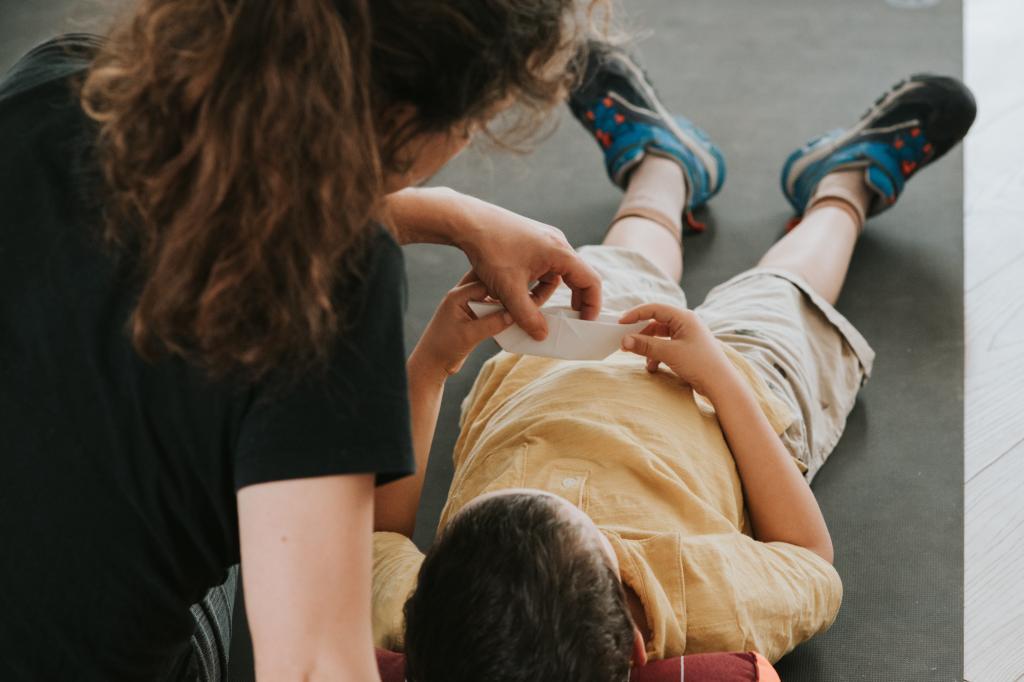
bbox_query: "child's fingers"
[618,303,688,333]
[449,280,492,306]
[468,310,514,340]
[638,321,672,338]
[457,270,481,286]
[645,357,660,373]
[621,333,674,364]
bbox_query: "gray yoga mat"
[0,1,964,680]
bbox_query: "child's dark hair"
[403,493,635,682]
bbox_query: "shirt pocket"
[528,455,592,510]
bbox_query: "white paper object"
[468,301,647,361]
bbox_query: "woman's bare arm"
[237,474,381,682]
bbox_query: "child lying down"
[371,43,975,681]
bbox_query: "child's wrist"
[407,349,450,387]
[697,359,746,405]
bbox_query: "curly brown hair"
[80,0,602,379]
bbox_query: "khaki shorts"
[547,245,876,482]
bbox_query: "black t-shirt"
[0,36,414,680]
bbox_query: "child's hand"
[618,304,736,397]
[410,274,514,380]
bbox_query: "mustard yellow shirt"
[373,347,842,663]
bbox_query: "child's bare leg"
[758,170,872,305]
[603,156,687,282]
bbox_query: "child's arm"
[373,278,512,537]
[619,304,834,564]
[703,366,834,563]
[372,359,445,538]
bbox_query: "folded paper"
[468,301,647,361]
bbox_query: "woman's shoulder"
[0,34,103,199]
[0,33,102,104]
[347,224,407,303]
[366,223,404,262]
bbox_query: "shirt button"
[561,477,579,489]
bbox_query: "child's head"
[404,490,645,682]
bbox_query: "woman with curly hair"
[0,1,603,679]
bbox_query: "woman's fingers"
[493,278,548,340]
[529,273,562,307]
[553,250,602,321]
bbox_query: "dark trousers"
[178,565,238,682]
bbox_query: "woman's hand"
[453,196,602,340]
[384,188,603,340]
[410,274,514,379]
[618,303,737,398]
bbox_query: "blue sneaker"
[568,42,725,230]
[782,74,976,222]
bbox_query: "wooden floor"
[963,0,1024,679]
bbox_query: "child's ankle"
[807,170,872,232]
[627,155,690,210]
[608,204,682,244]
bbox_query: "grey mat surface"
[0,1,965,680]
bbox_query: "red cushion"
[375,648,780,681]
[377,648,407,681]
